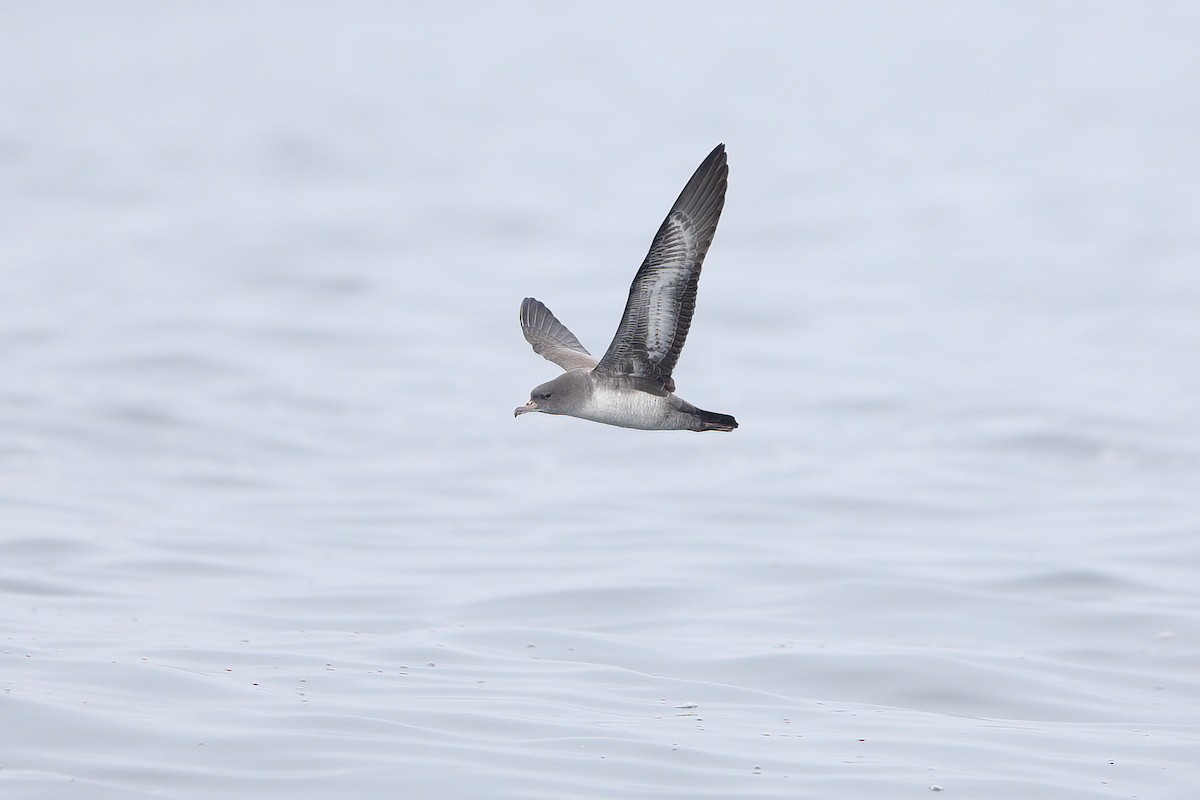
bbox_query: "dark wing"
[519,297,597,371]
[594,144,727,394]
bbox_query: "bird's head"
[514,371,587,418]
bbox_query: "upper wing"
[594,144,727,394]
[519,297,597,372]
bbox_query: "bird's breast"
[578,383,694,430]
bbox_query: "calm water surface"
[3,3,1199,798]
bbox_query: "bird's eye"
[543,392,553,399]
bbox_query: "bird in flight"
[515,144,737,432]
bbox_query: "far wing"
[519,297,597,371]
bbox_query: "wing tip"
[519,296,539,321]
[677,144,729,215]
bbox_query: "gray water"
[3,3,1199,798]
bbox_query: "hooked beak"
[514,400,539,417]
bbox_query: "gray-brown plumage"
[595,143,727,394]
[519,297,597,372]
[515,145,737,432]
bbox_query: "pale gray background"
[3,2,1198,798]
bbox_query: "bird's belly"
[578,389,694,430]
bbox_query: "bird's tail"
[695,409,738,432]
